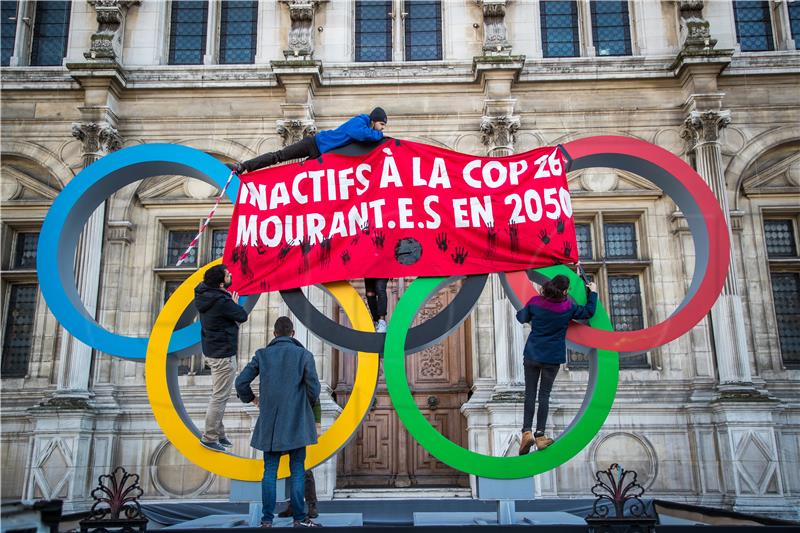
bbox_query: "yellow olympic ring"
[145,259,379,481]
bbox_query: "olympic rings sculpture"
[37,136,729,480]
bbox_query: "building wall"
[1,0,799,519]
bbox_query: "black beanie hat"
[369,107,388,124]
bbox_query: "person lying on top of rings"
[516,275,598,455]
[226,107,388,174]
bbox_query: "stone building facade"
[1,0,799,519]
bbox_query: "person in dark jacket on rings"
[515,274,597,455]
[227,107,388,174]
[195,264,248,453]
[235,317,322,528]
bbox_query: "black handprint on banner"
[255,242,268,255]
[556,217,565,234]
[299,236,312,273]
[350,233,360,245]
[278,239,296,260]
[486,223,497,254]
[372,230,385,249]
[451,247,468,265]
[538,229,551,245]
[319,237,332,267]
[563,241,572,257]
[341,250,351,264]
[361,221,371,235]
[237,244,254,280]
[436,232,449,252]
[507,221,519,252]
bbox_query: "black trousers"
[242,136,321,173]
[522,360,560,433]
[364,278,389,322]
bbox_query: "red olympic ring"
[506,136,729,353]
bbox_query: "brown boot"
[535,434,554,450]
[519,431,534,455]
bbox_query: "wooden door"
[334,279,471,488]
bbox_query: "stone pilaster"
[678,1,717,53]
[280,0,327,60]
[85,0,140,62]
[477,0,511,56]
[681,108,753,389]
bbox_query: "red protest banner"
[223,140,578,295]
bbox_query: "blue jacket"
[235,336,321,452]
[314,114,383,153]
[515,292,598,365]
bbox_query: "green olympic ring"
[384,265,619,478]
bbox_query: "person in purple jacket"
[515,274,597,455]
[227,107,388,174]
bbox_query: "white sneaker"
[376,319,387,333]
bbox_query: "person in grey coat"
[235,316,322,528]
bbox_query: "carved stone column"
[85,0,140,62]
[680,109,753,388]
[480,114,519,157]
[277,119,317,146]
[478,0,511,56]
[280,0,327,60]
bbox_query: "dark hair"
[274,316,294,337]
[204,264,228,287]
[541,275,570,301]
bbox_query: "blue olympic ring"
[37,144,241,360]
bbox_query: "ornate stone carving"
[281,1,326,60]
[477,0,511,55]
[680,109,731,148]
[277,119,317,146]
[678,1,717,52]
[85,0,140,62]
[480,115,519,155]
[419,346,445,378]
[72,122,123,158]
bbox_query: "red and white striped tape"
[175,170,237,267]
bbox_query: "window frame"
[566,211,652,369]
[763,212,800,368]
[353,0,444,63]
[588,0,633,57]
[732,0,776,52]
[540,0,581,59]
[1,227,41,380]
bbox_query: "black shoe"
[293,518,322,528]
[307,504,319,519]
[278,506,293,518]
[200,440,226,452]
[219,437,233,448]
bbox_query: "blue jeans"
[261,447,307,524]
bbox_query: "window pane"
[604,223,637,258]
[575,223,593,260]
[211,229,228,259]
[220,0,256,64]
[405,0,442,61]
[590,0,631,56]
[13,232,38,269]
[608,275,648,367]
[733,1,774,52]
[30,0,70,66]
[541,1,579,58]
[169,0,208,65]
[790,1,800,41]
[167,230,197,267]
[764,220,797,257]
[355,0,391,62]
[771,273,800,366]
[2,283,37,378]
[1,0,17,66]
